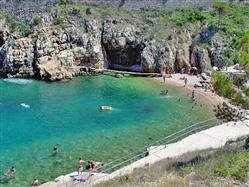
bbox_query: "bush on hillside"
[4,13,29,37]
[59,0,69,5]
[33,16,42,26]
[53,17,64,25]
[211,71,234,96]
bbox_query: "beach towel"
[73,173,93,182]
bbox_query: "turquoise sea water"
[0,76,215,186]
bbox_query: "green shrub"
[53,17,64,25]
[214,167,229,177]
[233,77,245,87]
[231,167,247,181]
[186,9,208,23]
[245,88,249,97]
[4,13,29,37]
[223,84,236,98]
[232,92,244,104]
[33,16,42,25]
[86,7,91,15]
[214,152,249,181]
[59,0,69,5]
[211,71,234,96]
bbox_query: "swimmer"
[4,166,16,177]
[177,98,181,102]
[52,146,59,154]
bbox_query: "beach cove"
[0,75,216,186]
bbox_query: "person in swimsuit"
[32,179,40,187]
[78,158,84,175]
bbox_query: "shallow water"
[0,76,215,186]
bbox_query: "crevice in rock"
[0,32,5,76]
[32,39,40,79]
[103,44,143,72]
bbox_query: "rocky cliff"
[0,2,248,81]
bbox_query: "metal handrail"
[68,118,220,187]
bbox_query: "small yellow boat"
[100,106,112,110]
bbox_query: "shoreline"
[153,74,224,106]
[39,73,227,187]
[40,118,249,187]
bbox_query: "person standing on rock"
[77,158,84,175]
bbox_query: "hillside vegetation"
[97,149,249,187]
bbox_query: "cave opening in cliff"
[104,44,143,72]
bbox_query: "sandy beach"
[154,74,224,106]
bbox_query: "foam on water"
[20,103,30,108]
[4,78,32,85]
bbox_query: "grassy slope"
[97,149,249,187]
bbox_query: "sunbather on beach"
[78,158,84,175]
[86,160,103,170]
[32,178,39,187]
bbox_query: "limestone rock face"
[0,11,231,81]
[191,46,211,73]
[2,38,34,78]
[102,19,144,71]
[175,44,190,73]
[38,60,80,81]
[157,43,176,74]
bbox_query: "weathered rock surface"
[2,38,34,78]
[0,7,233,81]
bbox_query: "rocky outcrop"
[102,19,144,71]
[2,38,34,78]
[0,7,232,81]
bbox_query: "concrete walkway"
[40,118,249,187]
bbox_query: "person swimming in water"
[52,146,59,153]
[160,90,168,95]
[4,166,16,178]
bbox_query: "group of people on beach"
[77,158,103,175]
